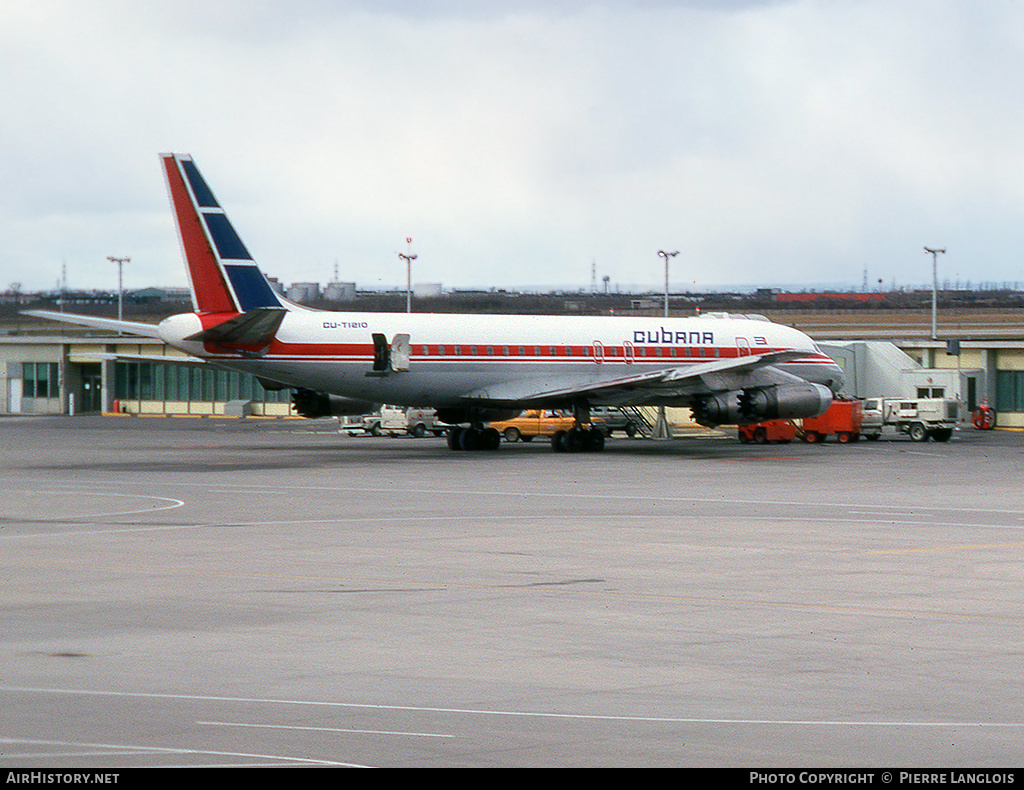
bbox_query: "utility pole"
[654,250,679,440]
[398,237,416,314]
[107,256,130,334]
[924,246,945,340]
[658,250,679,317]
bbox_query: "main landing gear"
[445,400,608,454]
[550,400,606,453]
[551,427,605,453]
[447,423,605,453]
[447,425,501,451]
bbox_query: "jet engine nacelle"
[742,382,833,421]
[695,391,743,426]
[696,383,833,426]
[291,389,378,418]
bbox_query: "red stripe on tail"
[161,154,237,315]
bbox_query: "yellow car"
[488,409,577,442]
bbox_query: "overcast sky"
[3,0,1023,295]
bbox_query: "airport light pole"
[924,246,945,340]
[399,237,416,314]
[658,250,679,317]
[107,256,130,334]
[655,249,678,441]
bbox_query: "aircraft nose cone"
[825,362,845,394]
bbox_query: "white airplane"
[30,153,844,452]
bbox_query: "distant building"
[323,282,357,301]
[130,288,187,304]
[774,292,887,304]
[286,282,321,304]
[413,283,443,299]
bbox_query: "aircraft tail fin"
[160,153,289,315]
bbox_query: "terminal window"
[22,362,59,398]
[996,370,1024,413]
[113,361,290,403]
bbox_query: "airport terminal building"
[3,335,293,418]
[2,320,1023,427]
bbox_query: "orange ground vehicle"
[737,420,796,444]
[488,409,577,442]
[972,400,996,430]
[801,398,863,443]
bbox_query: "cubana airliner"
[31,153,844,453]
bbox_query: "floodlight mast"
[658,250,679,317]
[924,246,945,340]
[399,237,416,314]
[107,256,130,334]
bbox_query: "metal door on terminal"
[79,363,103,412]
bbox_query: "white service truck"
[363,406,450,437]
[860,397,959,442]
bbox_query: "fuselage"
[159,309,844,409]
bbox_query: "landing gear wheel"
[458,428,482,451]
[551,427,606,453]
[448,425,500,451]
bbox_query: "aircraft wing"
[23,310,163,338]
[464,350,811,406]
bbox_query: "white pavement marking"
[197,720,453,738]
[5,686,1024,729]
[0,737,370,767]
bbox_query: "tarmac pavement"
[2,415,1022,768]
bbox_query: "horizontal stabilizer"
[23,310,163,338]
[185,306,287,345]
[68,352,208,366]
